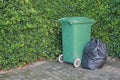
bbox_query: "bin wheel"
[58,54,64,63]
[73,58,81,68]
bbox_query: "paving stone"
[0,60,120,80]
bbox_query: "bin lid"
[58,17,95,24]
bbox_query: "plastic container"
[58,17,95,67]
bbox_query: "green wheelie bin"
[58,17,95,67]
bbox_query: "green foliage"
[0,0,119,70]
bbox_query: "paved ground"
[0,58,120,80]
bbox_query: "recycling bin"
[58,17,95,67]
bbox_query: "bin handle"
[68,20,95,24]
[58,19,95,24]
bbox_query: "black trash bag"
[81,39,108,70]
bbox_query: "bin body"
[59,17,95,63]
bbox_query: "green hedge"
[0,0,119,70]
